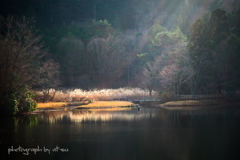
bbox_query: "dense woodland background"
[1,0,240,114]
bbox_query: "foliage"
[187,7,240,94]
[208,8,230,49]
[0,79,37,115]
[0,92,19,115]
[1,1,240,102]
[20,86,38,112]
[88,19,115,38]
[188,18,208,56]
[153,27,187,47]
[148,19,162,39]
[56,37,84,87]
[138,26,187,65]
[159,91,171,103]
[41,24,90,54]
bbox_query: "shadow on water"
[0,106,240,160]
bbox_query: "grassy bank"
[36,102,88,110]
[36,101,135,110]
[163,99,240,107]
[75,101,135,109]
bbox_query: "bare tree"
[160,54,192,99]
[87,35,127,87]
[0,15,46,113]
[141,61,160,97]
[39,59,61,102]
[0,15,44,97]
[146,43,193,99]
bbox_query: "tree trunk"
[149,89,152,97]
[50,91,56,102]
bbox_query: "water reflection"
[36,108,159,123]
[14,115,38,126]
[33,106,240,129]
[0,106,240,160]
[169,106,239,128]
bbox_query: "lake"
[1,105,240,160]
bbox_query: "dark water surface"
[1,106,240,160]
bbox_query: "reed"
[36,88,158,102]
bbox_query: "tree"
[187,8,240,95]
[56,37,85,87]
[87,19,115,38]
[227,6,240,91]
[87,35,127,88]
[208,8,230,49]
[159,43,192,99]
[188,18,208,55]
[39,59,61,102]
[188,47,214,95]
[148,19,162,40]
[0,15,43,114]
[141,43,192,99]
[228,6,240,37]
[141,61,160,97]
[150,27,187,58]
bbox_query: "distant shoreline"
[161,99,240,107]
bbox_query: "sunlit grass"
[37,101,135,110]
[37,102,68,109]
[75,101,135,109]
[37,102,88,109]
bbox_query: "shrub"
[0,75,21,115]
[159,91,171,103]
[88,99,93,103]
[21,87,37,112]
[0,84,37,115]
[14,85,38,112]
[1,93,19,115]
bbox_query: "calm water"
[1,106,240,160]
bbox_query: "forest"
[1,0,240,115]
